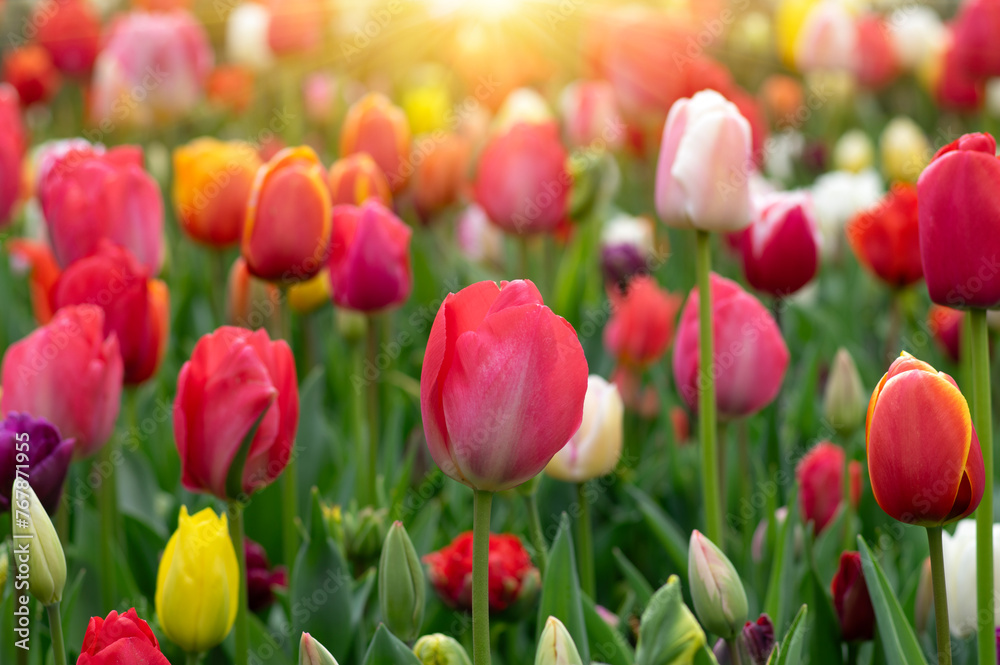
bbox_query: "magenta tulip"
[0,84,25,228]
[739,191,821,297]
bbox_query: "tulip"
[38,144,164,273]
[7,240,61,324]
[604,276,682,369]
[559,80,624,151]
[413,634,472,665]
[600,213,657,288]
[424,531,540,612]
[0,84,26,228]
[831,552,876,642]
[545,376,623,483]
[206,65,255,115]
[300,633,340,665]
[327,503,389,571]
[327,153,392,207]
[888,6,946,72]
[1,305,122,457]
[378,521,425,641]
[267,0,324,55]
[952,0,1000,79]
[421,280,588,490]
[832,130,875,174]
[759,74,805,130]
[11,481,65,606]
[743,614,776,664]
[688,530,748,639]
[846,184,922,288]
[245,538,287,612]
[402,76,452,136]
[3,45,60,107]
[174,326,298,499]
[173,138,262,247]
[796,442,862,534]
[303,72,337,123]
[929,37,985,113]
[91,10,213,127]
[473,121,570,235]
[794,0,856,73]
[535,616,584,665]
[918,133,1000,309]
[929,306,965,364]
[226,3,275,72]
[53,243,169,385]
[77,609,170,665]
[340,93,412,192]
[456,204,504,265]
[824,347,866,436]
[34,0,100,78]
[941,519,1000,638]
[673,273,789,420]
[0,413,74,515]
[156,506,239,653]
[412,133,470,223]
[811,168,884,254]
[738,190,821,297]
[242,146,332,283]
[655,90,753,232]
[854,15,900,90]
[880,117,930,185]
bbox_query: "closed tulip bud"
[173,138,262,247]
[743,614,776,664]
[918,132,1000,308]
[12,481,65,605]
[3,45,60,107]
[559,80,624,151]
[421,280,588,491]
[535,616,583,665]
[545,376,624,483]
[303,72,337,123]
[846,184,922,288]
[327,154,392,207]
[227,257,283,330]
[832,130,875,174]
[0,85,25,229]
[673,274,789,420]
[941,519,1000,638]
[0,414,74,515]
[926,38,985,113]
[879,117,930,184]
[413,634,472,665]
[378,521,425,641]
[207,65,254,115]
[156,506,239,653]
[1,305,123,457]
[226,3,274,71]
[34,0,100,78]
[824,348,866,435]
[604,276,682,369]
[655,90,753,232]
[243,146,332,284]
[327,503,389,570]
[929,305,965,363]
[796,442,861,534]
[340,93,411,193]
[300,632,340,665]
[739,190,821,297]
[77,609,171,665]
[831,552,875,642]
[267,0,324,55]
[688,530,748,639]
[335,308,368,343]
[412,133,470,223]
[866,352,985,525]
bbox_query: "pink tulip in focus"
[655,90,753,232]
[796,441,862,534]
[0,84,26,228]
[420,280,588,491]
[328,200,412,313]
[1,305,123,457]
[739,190,821,297]
[673,273,789,419]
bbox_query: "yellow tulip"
[403,84,452,136]
[155,506,239,654]
[288,269,332,314]
[774,0,820,70]
[879,116,931,184]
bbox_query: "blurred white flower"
[764,130,805,184]
[227,3,275,72]
[941,520,1000,638]
[493,88,553,134]
[811,168,883,252]
[888,6,946,71]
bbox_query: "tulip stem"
[576,482,596,599]
[472,489,494,665]
[524,493,548,576]
[927,526,952,665]
[186,653,201,665]
[279,300,299,572]
[695,230,723,545]
[969,308,994,665]
[726,637,744,665]
[45,603,66,665]
[366,315,380,506]
[96,445,117,612]
[228,502,250,665]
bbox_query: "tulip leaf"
[804,531,843,665]
[856,537,928,665]
[612,547,654,608]
[625,486,688,580]
[582,593,635,665]
[292,488,356,663]
[224,400,274,500]
[362,623,422,665]
[764,496,799,633]
[634,575,709,665]
[768,605,808,665]
[247,612,294,665]
[537,513,590,664]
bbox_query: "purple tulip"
[0,413,74,515]
[245,538,288,612]
[743,614,776,664]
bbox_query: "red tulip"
[866,352,984,526]
[77,608,170,665]
[473,122,570,235]
[412,133,470,223]
[34,0,100,78]
[846,184,922,288]
[934,38,984,112]
[175,327,298,500]
[952,0,1000,79]
[420,280,588,491]
[918,132,1000,309]
[3,45,60,107]
[340,93,412,193]
[38,144,164,273]
[796,442,862,534]
[328,200,412,313]
[327,153,393,207]
[0,84,26,228]
[7,240,61,324]
[853,15,900,90]
[739,191,820,297]
[831,552,876,642]
[928,305,964,363]
[1,305,123,457]
[245,538,288,612]
[603,276,682,368]
[53,243,169,385]
[673,273,789,420]
[424,531,540,612]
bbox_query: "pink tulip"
[854,15,900,90]
[917,132,1000,309]
[0,84,26,228]
[559,80,624,150]
[328,200,412,312]
[38,144,164,273]
[739,191,821,297]
[1,305,123,457]
[655,90,753,232]
[928,305,964,363]
[796,441,862,534]
[673,273,789,419]
[952,0,1000,79]
[420,280,588,491]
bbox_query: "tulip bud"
[402,77,452,136]
[941,519,1000,638]
[412,133,470,223]
[12,481,66,606]
[739,190,821,297]
[823,348,865,436]
[743,614,776,664]
[604,276,682,369]
[413,634,472,665]
[207,65,255,115]
[797,442,861,534]
[545,376,623,483]
[34,0,100,78]
[535,616,583,665]
[327,153,393,207]
[246,538,287,613]
[688,530,748,639]
[327,503,389,571]
[378,521,425,642]
[79,608,171,664]
[831,552,875,642]
[300,632,340,665]
[340,93,412,192]
[832,130,875,174]
[880,117,930,184]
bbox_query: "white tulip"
[941,519,1000,638]
[226,3,274,72]
[545,376,624,483]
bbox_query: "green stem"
[969,309,994,665]
[927,526,952,665]
[17,643,26,665]
[576,482,595,599]
[472,490,494,665]
[45,603,66,665]
[695,230,723,544]
[186,653,202,665]
[366,315,380,506]
[279,303,298,572]
[847,643,859,665]
[228,502,250,665]
[727,637,744,665]
[518,237,529,279]
[96,444,117,612]
[524,493,548,577]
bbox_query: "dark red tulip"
[245,538,288,612]
[740,191,820,297]
[831,552,876,642]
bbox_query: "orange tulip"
[7,240,61,324]
[866,352,985,526]
[340,93,411,193]
[327,153,392,207]
[412,133,470,223]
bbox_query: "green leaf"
[248,612,294,665]
[768,605,808,665]
[857,537,928,665]
[804,530,843,665]
[764,498,799,633]
[537,513,590,664]
[635,576,709,665]
[612,547,654,608]
[583,593,634,665]
[362,624,422,665]
[625,486,689,580]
